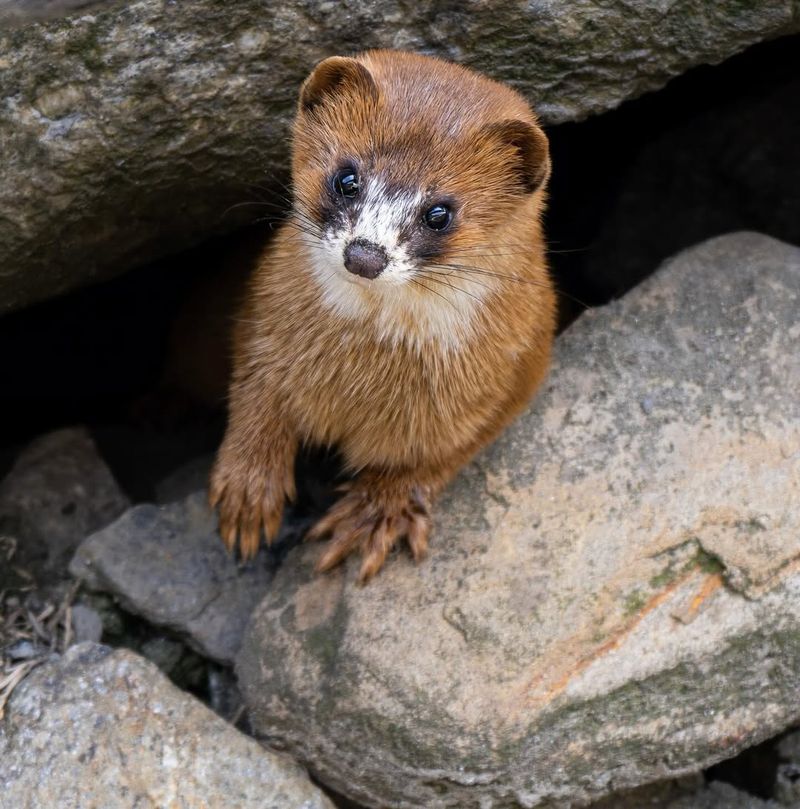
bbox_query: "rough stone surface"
[237,233,800,809]
[0,642,334,809]
[70,491,272,663]
[2,2,798,313]
[0,0,117,25]
[0,427,128,577]
[69,603,103,644]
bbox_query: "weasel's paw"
[209,452,295,561]
[307,483,431,583]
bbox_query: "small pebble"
[71,604,104,644]
[4,638,38,661]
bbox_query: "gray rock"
[775,731,800,805]
[0,428,128,578]
[587,775,703,808]
[0,0,117,25]
[138,636,185,676]
[70,491,272,663]
[0,642,334,809]
[69,603,103,644]
[2,3,798,314]
[236,233,800,808]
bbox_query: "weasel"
[210,50,556,582]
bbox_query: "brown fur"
[209,51,556,582]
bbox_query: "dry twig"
[0,548,82,719]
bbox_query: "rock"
[69,603,103,644]
[138,635,185,676]
[0,1,115,26]
[237,233,800,808]
[2,3,798,313]
[0,428,129,579]
[69,491,273,664]
[587,775,702,808]
[0,642,334,809]
[775,731,800,805]
[3,639,38,662]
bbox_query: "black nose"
[343,240,388,280]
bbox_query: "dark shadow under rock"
[546,35,800,326]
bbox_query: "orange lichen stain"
[687,573,724,618]
[519,573,692,712]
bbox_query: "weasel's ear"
[299,56,379,113]
[480,119,550,194]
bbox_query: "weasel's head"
[290,51,550,343]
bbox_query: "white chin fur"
[302,181,488,350]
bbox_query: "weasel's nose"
[343,240,388,280]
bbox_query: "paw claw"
[314,518,363,572]
[239,513,262,561]
[407,508,431,560]
[221,520,238,554]
[209,447,293,559]
[357,521,395,583]
[306,497,358,543]
[309,483,432,580]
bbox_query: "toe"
[357,519,398,584]
[220,512,239,554]
[406,511,430,562]
[238,505,262,560]
[307,495,358,542]
[315,517,367,573]
[261,493,283,545]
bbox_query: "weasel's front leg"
[307,466,452,583]
[209,366,297,560]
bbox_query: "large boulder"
[2,1,798,312]
[236,233,800,808]
[0,642,334,809]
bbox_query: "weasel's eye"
[423,204,452,231]
[332,168,359,198]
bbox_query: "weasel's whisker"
[428,263,590,310]
[416,271,483,303]
[409,278,457,310]
[420,269,493,299]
